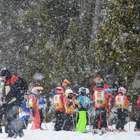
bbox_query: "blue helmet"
[105,88,112,93]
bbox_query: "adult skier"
[0,68,25,138]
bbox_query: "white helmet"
[65,89,73,97]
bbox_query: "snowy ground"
[1,122,140,140]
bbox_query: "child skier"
[134,95,140,131]
[90,80,109,134]
[63,89,79,131]
[53,86,65,131]
[76,87,90,133]
[28,87,40,130]
[114,87,129,132]
[19,93,32,130]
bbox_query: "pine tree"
[94,0,140,88]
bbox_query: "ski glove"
[68,102,73,107]
[75,104,78,108]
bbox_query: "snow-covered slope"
[1,122,140,140]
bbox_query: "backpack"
[17,77,28,104]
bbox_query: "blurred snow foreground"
[1,122,140,140]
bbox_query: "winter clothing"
[63,97,78,114]
[135,96,140,131]
[53,87,65,131]
[76,94,90,132]
[63,91,79,131]
[2,72,24,137]
[114,92,129,130]
[91,87,109,108]
[137,96,140,107]
[0,104,8,133]
[28,93,40,130]
[91,86,109,130]
[114,93,129,109]
[19,99,32,129]
[76,111,87,132]
[38,95,46,128]
[19,100,31,121]
[63,113,76,131]
[93,107,107,129]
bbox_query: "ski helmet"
[0,67,11,80]
[65,89,73,97]
[105,88,112,93]
[118,87,126,94]
[93,77,101,85]
[73,84,79,94]
[79,87,86,95]
[56,86,64,94]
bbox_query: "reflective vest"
[94,90,107,107]
[53,94,64,111]
[115,95,125,108]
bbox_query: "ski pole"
[72,114,76,131]
[110,110,118,120]
[88,109,92,132]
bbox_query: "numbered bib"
[94,90,105,105]
[116,96,123,105]
[53,94,63,108]
[54,95,61,104]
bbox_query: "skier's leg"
[93,108,100,133]
[101,108,107,132]
[76,111,87,132]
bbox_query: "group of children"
[1,77,140,137]
[52,78,140,134]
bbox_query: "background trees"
[0,0,139,97]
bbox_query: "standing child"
[76,87,90,133]
[28,87,40,130]
[19,93,32,130]
[90,80,109,134]
[53,86,65,131]
[134,95,140,131]
[63,89,79,131]
[114,87,129,132]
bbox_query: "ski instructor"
[0,68,25,138]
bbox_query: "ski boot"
[92,129,98,135]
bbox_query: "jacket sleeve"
[5,80,20,103]
[137,100,140,107]
[124,96,129,106]
[60,95,64,106]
